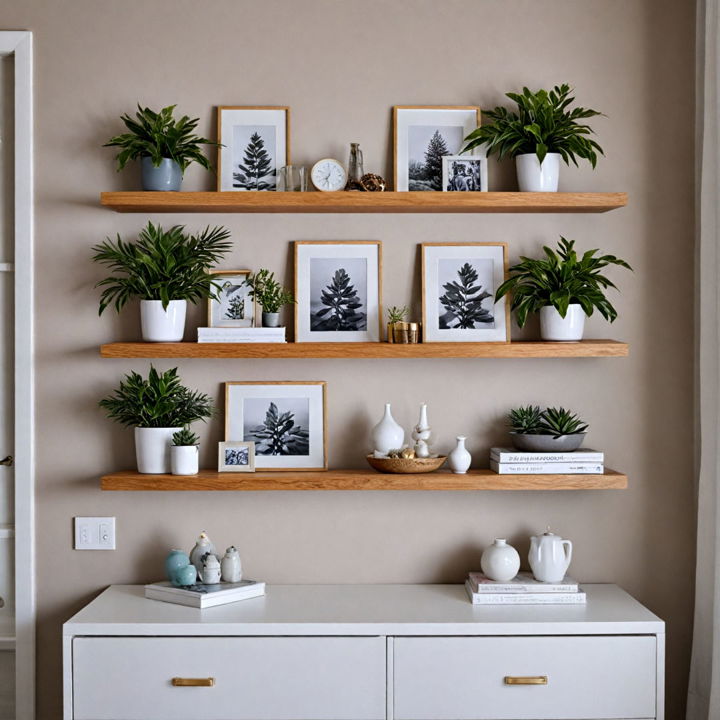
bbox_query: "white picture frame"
[294,241,382,343]
[208,270,254,328]
[217,106,290,191]
[421,243,509,343]
[225,381,327,470]
[442,154,488,192]
[393,106,480,191]
[218,441,256,473]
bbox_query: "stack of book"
[465,571,585,605]
[145,579,266,608]
[489,447,604,474]
[198,327,286,343]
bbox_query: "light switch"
[74,517,116,550]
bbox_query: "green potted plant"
[99,366,214,474]
[461,84,603,191]
[92,221,232,342]
[508,405,589,452]
[171,428,200,476]
[246,269,295,327]
[495,237,632,341]
[104,104,220,191]
[386,305,409,343]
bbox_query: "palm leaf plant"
[104,104,220,172]
[249,402,309,456]
[495,237,632,328]
[461,84,604,167]
[440,262,494,329]
[313,268,366,331]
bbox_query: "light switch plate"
[74,517,116,550]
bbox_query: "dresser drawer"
[393,635,656,720]
[73,636,386,720]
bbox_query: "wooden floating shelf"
[100,191,628,214]
[100,340,628,360]
[101,468,627,492]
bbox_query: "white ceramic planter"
[539,304,586,341]
[481,538,521,583]
[515,152,560,192]
[171,445,199,476]
[135,427,181,474]
[140,299,187,342]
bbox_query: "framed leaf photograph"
[225,381,327,470]
[207,270,254,327]
[217,106,290,191]
[421,243,509,342]
[294,241,382,343]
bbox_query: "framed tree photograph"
[207,270,254,327]
[294,241,382,343]
[393,106,480,191]
[217,106,290,191]
[225,381,327,470]
[421,243,509,342]
[442,155,488,192]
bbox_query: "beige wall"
[3,1,696,716]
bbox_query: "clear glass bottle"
[347,143,364,189]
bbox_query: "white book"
[465,581,586,605]
[198,337,287,344]
[467,571,579,594]
[198,327,285,335]
[490,447,604,463]
[144,580,266,609]
[490,460,604,474]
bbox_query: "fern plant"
[462,84,603,166]
[99,367,215,428]
[92,222,232,313]
[440,262,494,329]
[249,402,309,456]
[246,269,295,313]
[104,104,220,172]
[495,237,632,327]
[313,268,366,331]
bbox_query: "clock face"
[311,159,347,192]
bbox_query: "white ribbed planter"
[539,304,586,341]
[140,300,187,342]
[171,445,199,476]
[515,152,560,192]
[135,427,181,474]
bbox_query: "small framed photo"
[294,241,382,343]
[225,381,327,470]
[393,106,480,191]
[208,270,254,328]
[442,155,487,192]
[421,243,509,343]
[217,106,290,191]
[218,441,255,473]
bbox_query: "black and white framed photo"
[225,381,327,470]
[421,243,509,342]
[442,155,488,192]
[393,106,480,191]
[217,106,290,191]
[294,241,382,343]
[218,441,256,473]
[208,270,254,327]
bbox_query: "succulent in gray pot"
[104,104,220,191]
[508,405,588,452]
[246,269,295,327]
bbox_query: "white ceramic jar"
[134,427,181,474]
[539,304,586,341]
[201,554,221,584]
[447,436,472,474]
[515,152,560,192]
[221,546,243,583]
[481,538,521,582]
[170,445,199,475]
[140,299,187,342]
[371,403,404,454]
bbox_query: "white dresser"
[63,584,664,720]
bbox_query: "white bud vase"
[448,436,471,474]
[371,403,404,454]
[481,538,521,582]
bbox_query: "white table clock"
[311,158,347,191]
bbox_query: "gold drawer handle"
[504,675,548,686]
[171,677,215,687]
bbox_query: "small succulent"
[387,305,409,324]
[508,405,544,434]
[539,407,588,438]
[172,428,199,446]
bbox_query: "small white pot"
[515,152,560,192]
[140,299,187,342]
[539,304,586,341]
[171,445,199,476]
[135,427,181,474]
[447,436,472,474]
[481,539,521,583]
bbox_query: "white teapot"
[528,531,572,583]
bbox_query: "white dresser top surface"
[63,584,664,637]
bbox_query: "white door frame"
[0,30,34,720]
